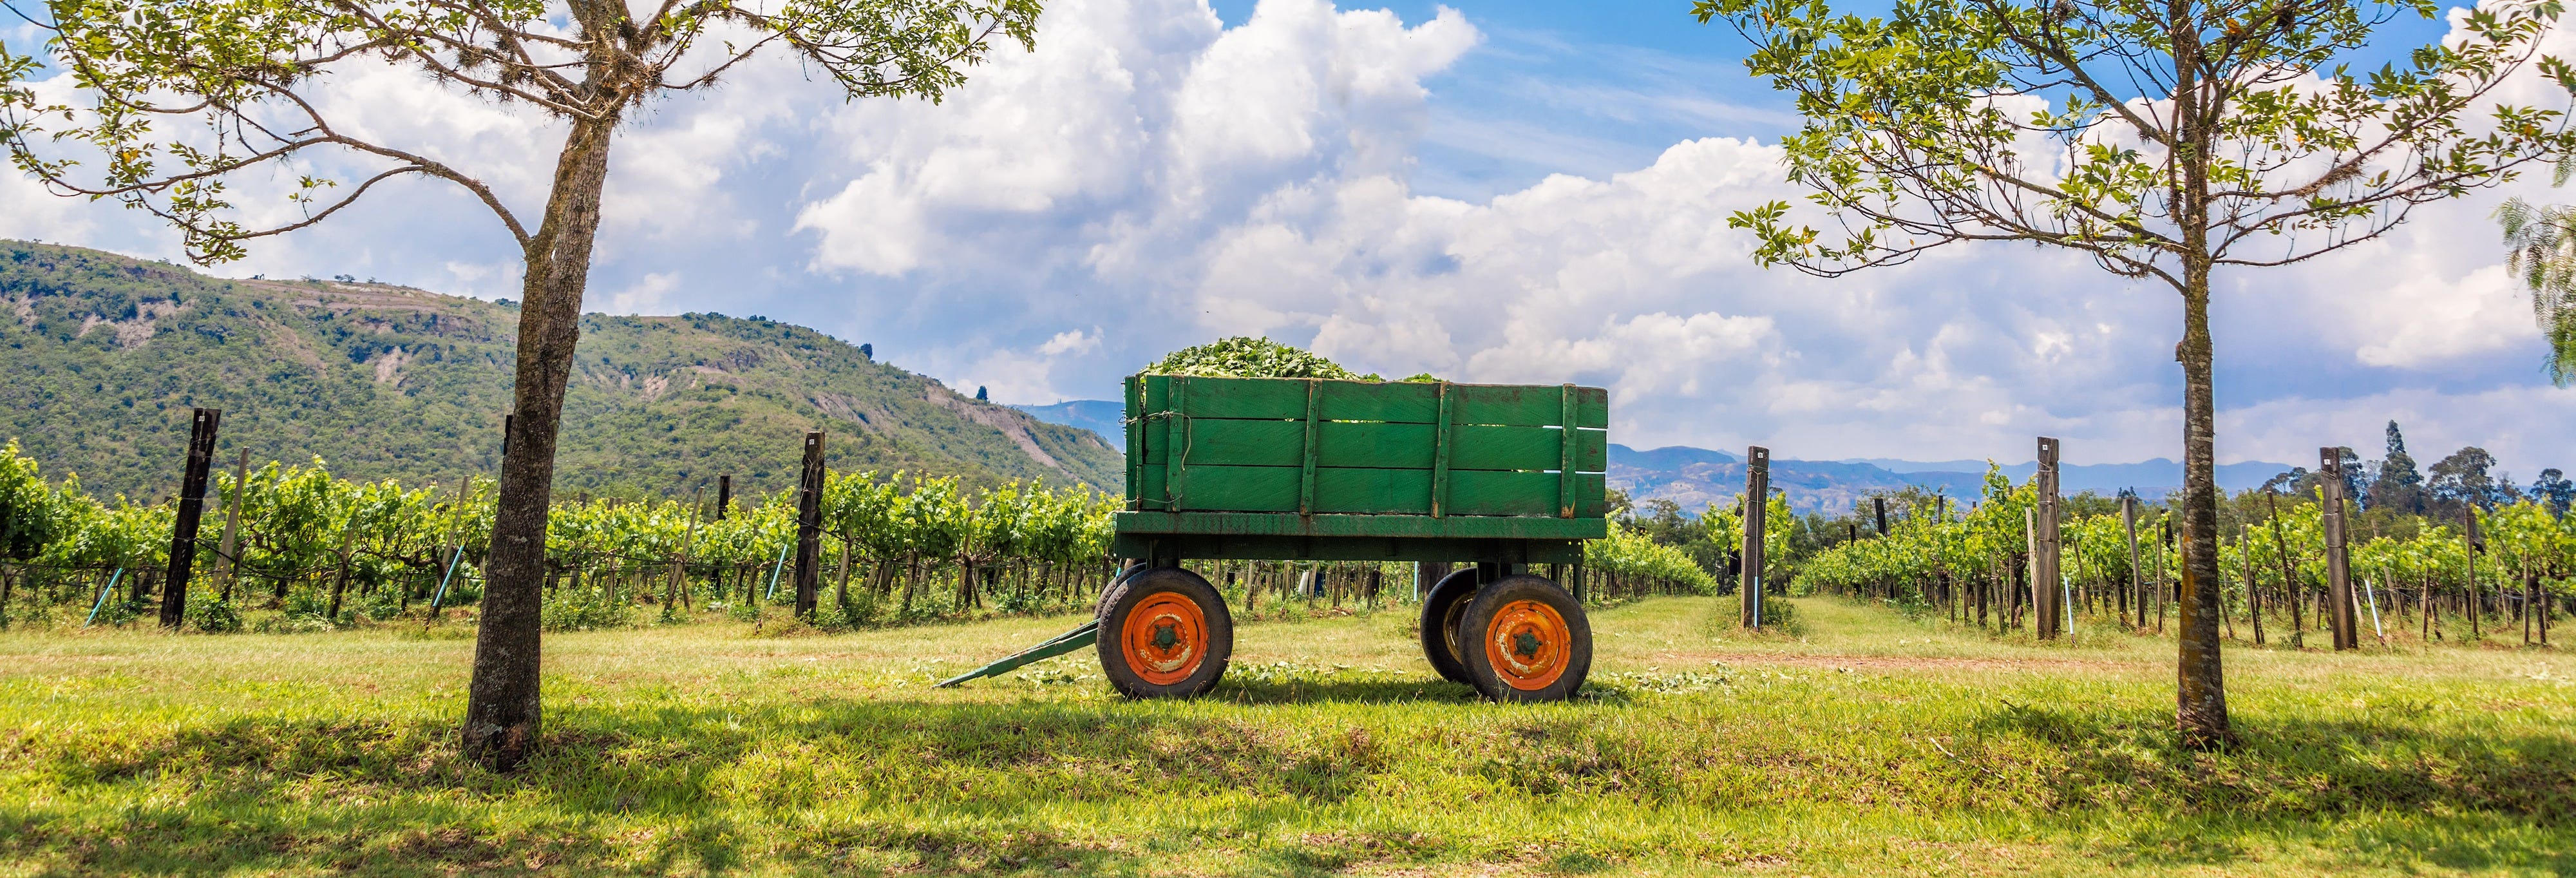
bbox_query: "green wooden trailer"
[943,374,1609,702]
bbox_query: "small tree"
[2496,160,2576,383]
[3,0,1038,770]
[1697,0,2575,746]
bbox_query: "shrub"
[188,594,242,633]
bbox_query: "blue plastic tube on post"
[84,568,126,627]
[428,546,466,611]
[761,541,792,603]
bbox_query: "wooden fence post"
[1741,446,1769,629]
[2035,437,2061,640]
[159,408,221,629]
[715,475,732,521]
[2319,446,2358,650]
[793,432,826,618]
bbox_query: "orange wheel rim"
[1120,593,1209,685]
[1483,599,1571,691]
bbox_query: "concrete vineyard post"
[160,408,221,629]
[2319,446,2358,650]
[2260,490,2300,645]
[793,432,826,618]
[2121,495,2142,629]
[213,448,249,603]
[2155,519,2169,632]
[2035,437,2061,640]
[1741,446,1769,629]
[673,486,702,612]
[2242,524,2265,645]
[2464,510,2483,640]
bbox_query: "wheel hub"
[1121,593,1209,686]
[1484,598,1572,691]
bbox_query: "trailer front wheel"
[1418,566,1481,685]
[1097,567,1232,698]
[1459,575,1591,702]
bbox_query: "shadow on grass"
[0,698,1430,875]
[1968,700,2576,819]
[6,694,2572,875]
[1208,675,1480,705]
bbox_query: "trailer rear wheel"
[1459,575,1590,702]
[1097,566,1232,698]
[1418,567,1481,684]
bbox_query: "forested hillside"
[0,242,1120,499]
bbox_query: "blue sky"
[3,0,2566,477]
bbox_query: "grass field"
[1,596,2570,876]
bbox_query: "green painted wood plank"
[1139,376,1172,510]
[1115,510,1607,540]
[1448,470,1604,517]
[1318,380,1441,423]
[1453,384,1608,428]
[1166,466,1430,515]
[1170,376,1309,419]
[1110,532,1588,564]
[1559,385,1577,518]
[1169,464,1300,512]
[1454,425,1605,472]
[1169,419,1606,472]
[1170,418,1303,466]
[1298,381,1321,514]
[1319,467,1431,513]
[1432,385,1454,517]
[1154,377,1441,422]
[1167,466,1605,517]
[1124,376,1142,509]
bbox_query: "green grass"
[1,597,2570,876]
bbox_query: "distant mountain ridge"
[1837,456,2298,494]
[1615,444,2297,515]
[1009,399,1124,445]
[0,241,1121,500]
[1003,417,2306,518]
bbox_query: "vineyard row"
[0,441,1714,632]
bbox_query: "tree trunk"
[462,108,621,773]
[2168,14,2233,745]
[2174,283,2230,745]
[2172,199,2233,748]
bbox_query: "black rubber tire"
[1096,566,1233,699]
[1094,560,1144,618]
[1458,575,1591,703]
[1418,566,1482,684]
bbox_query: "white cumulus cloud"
[3,0,2570,476]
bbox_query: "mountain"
[1609,444,1987,516]
[1610,444,1738,470]
[1620,444,2304,516]
[1009,399,1124,444]
[1835,457,2299,495]
[0,241,1121,501]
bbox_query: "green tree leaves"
[1696,0,2576,283]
